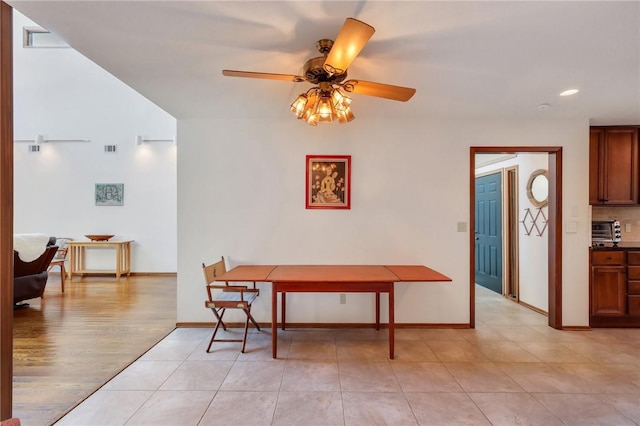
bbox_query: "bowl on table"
[84,234,114,241]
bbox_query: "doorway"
[475,157,548,310]
[469,147,563,329]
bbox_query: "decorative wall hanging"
[521,207,547,236]
[306,155,351,209]
[95,183,124,206]
[526,169,549,208]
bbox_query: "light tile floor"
[55,286,640,425]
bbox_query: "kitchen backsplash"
[592,206,640,242]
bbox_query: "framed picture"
[306,155,351,209]
[95,183,124,206]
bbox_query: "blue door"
[475,172,503,293]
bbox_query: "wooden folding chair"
[48,237,72,292]
[203,257,260,353]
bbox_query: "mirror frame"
[526,169,549,208]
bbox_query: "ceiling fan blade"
[323,18,375,76]
[222,70,306,83]
[341,80,416,102]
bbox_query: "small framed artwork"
[306,155,351,209]
[95,183,124,206]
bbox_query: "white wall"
[177,117,591,327]
[12,11,593,327]
[476,153,549,311]
[13,11,178,272]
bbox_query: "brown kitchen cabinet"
[590,248,640,327]
[590,251,626,317]
[589,127,639,205]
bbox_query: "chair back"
[52,237,73,261]
[203,257,228,302]
[202,257,226,286]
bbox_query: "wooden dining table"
[213,264,451,359]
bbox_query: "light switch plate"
[457,222,467,232]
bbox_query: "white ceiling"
[8,1,640,124]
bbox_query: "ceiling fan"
[222,18,416,126]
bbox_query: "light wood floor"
[12,272,176,426]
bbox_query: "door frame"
[470,146,563,329]
[0,2,13,419]
[505,165,520,302]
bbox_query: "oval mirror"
[527,169,548,208]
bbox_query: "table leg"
[281,292,286,330]
[271,283,277,358]
[126,242,131,276]
[389,284,395,359]
[375,292,380,331]
[116,244,122,278]
[79,246,85,277]
[68,246,75,281]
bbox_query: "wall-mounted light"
[15,134,90,153]
[135,135,175,146]
[14,134,90,143]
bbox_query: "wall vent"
[28,144,41,153]
[104,144,117,153]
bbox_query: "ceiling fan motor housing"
[303,39,347,84]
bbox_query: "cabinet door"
[589,129,603,204]
[591,266,626,316]
[602,128,638,205]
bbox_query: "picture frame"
[306,155,351,209]
[95,183,124,206]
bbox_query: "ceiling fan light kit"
[290,83,355,126]
[222,18,416,126]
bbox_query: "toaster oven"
[592,220,621,245]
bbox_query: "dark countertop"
[591,242,640,250]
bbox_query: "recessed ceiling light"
[537,103,550,111]
[560,89,579,96]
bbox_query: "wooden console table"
[68,240,133,280]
